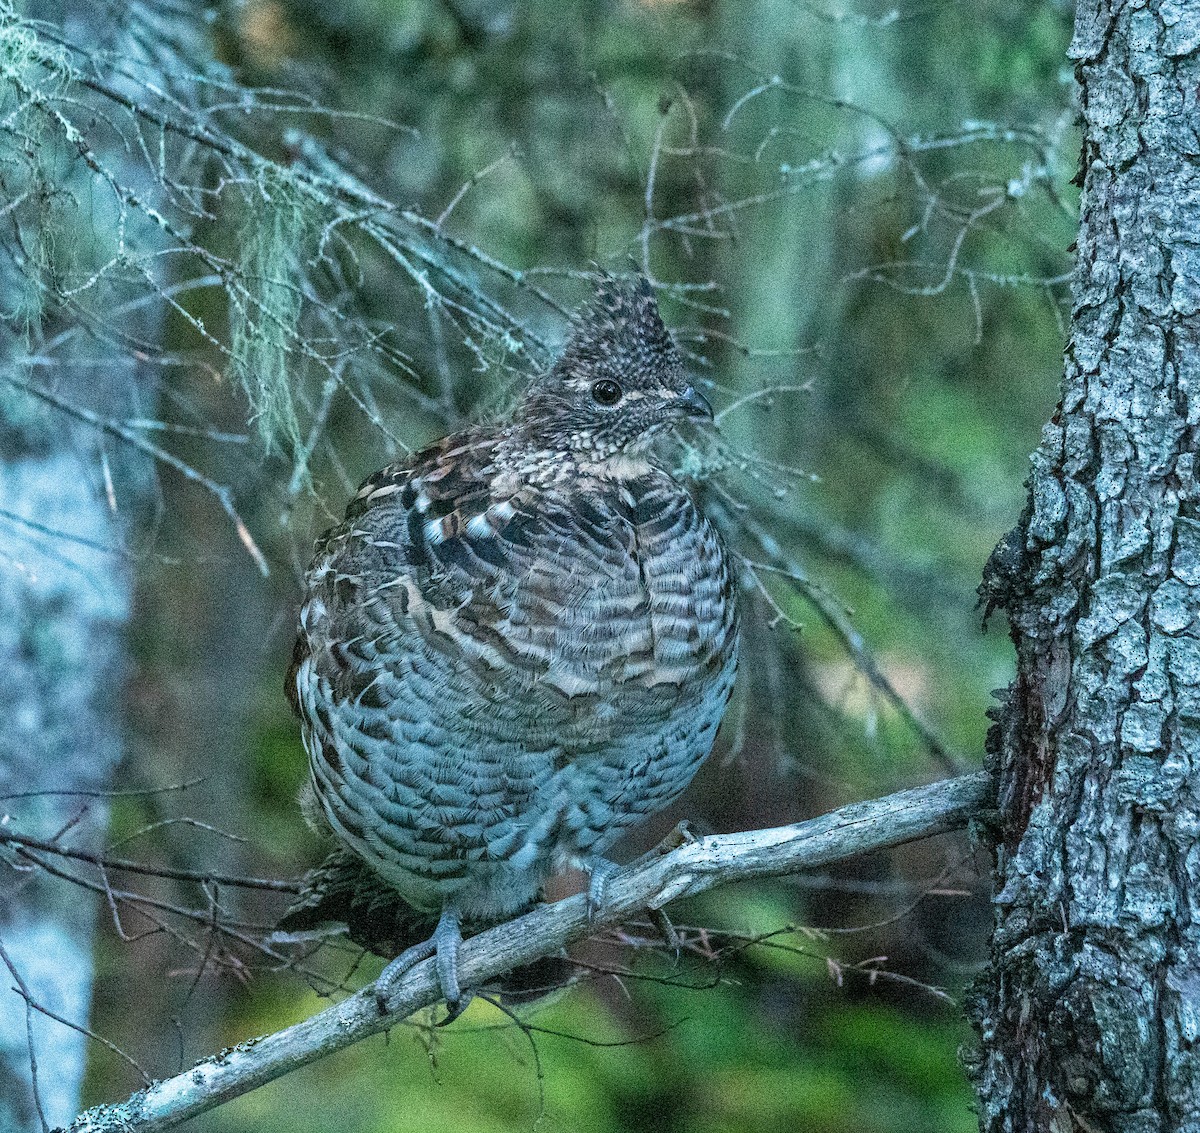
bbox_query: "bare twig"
[0,831,299,893]
[2,375,270,577]
[731,509,970,775]
[0,938,51,1133]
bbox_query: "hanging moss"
[229,168,313,459]
[0,17,72,335]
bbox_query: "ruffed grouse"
[289,277,738,1010]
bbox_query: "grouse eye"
[591,379,623,407]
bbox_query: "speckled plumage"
[289,278,738,1006]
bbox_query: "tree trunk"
[0,6,151,1124]
[969,1,1200,1130]
[0,414,133,1128]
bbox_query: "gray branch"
[64,772,990,1133]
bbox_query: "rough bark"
[968,2,1200,1130]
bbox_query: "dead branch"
[64,771,990,1133]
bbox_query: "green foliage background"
[12,0,1077,1128]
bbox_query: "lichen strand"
[228,169,312,460]
[968,2,1200,1130]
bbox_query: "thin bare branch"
[0,831,299,893]
[0,938,51,1133]
[2,374,270,577]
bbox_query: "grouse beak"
[678,384,714,421]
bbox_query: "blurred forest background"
[0,0,1081,1130]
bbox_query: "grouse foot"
[584,857,619,922]
[375,906,466,1018]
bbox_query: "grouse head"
[520,276,711,457]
